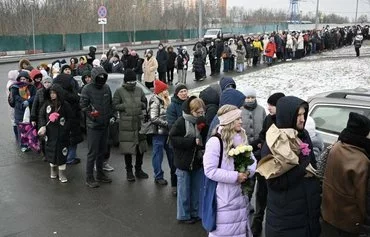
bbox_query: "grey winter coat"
[236,45,246,64]
[112,84,147,155]
[241,104,266,145]
[148,95,169,135]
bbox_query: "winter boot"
[58,165,68,183]
[50,164,57,179]
[135,169,149,179]
[127,170,136,182]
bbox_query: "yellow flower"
[234,149,240,155]
[228,149,235,156]
[245,145,253,152]
[237,146,244,153]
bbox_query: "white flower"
[245,145,253,152]
[234,149,240,155]
[228,149,235,156]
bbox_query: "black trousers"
[166,68,174,82]
[252,56,259,66]
[215,58,221,73]
[251,173,268,234]
[355,47,360,57]
[86,127,108,179]
[158,71,166,83]
[124,145,143,172]
[209,59,216,74]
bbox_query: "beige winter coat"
[142,57,158,83]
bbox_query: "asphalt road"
[0,53,269,237]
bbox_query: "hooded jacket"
[80,67,113,130]
[260,96,321,237]
[219,77,236,91]
[166,95,186,129]
[199,86,220,126]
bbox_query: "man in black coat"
[215,39,224,74]
[260,96,321,237]
[156,43,168,83]
[80,67,114,188]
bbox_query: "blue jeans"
[66,144,77,163]
[152,134,176,186]
[223,58,229,72]
[176,168,202,220]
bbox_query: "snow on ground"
[190,45,370,110]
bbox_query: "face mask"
[159,46,163,50]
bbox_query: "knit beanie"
[154,80,168,95]
[267,92,285,106]
[92,59,100,67]
[124,69,137,83]
[42,76,53,84]
[345,112,370,137]
[242,87,257,98]
[60,64,72,73]
[174,83,188,97]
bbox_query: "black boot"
[127,170,136,182]
[135,169,149,179]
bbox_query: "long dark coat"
[39,85,72,165]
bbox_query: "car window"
[310,105,370,135]
[106,79,122,94]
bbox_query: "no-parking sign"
[98,6,107,18]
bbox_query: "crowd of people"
[5,24,370,237]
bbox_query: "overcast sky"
[228,0,370,20]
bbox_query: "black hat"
[60,64,72,73]
[124,69,136,83]
[345,112,370,137]
[174,83,188,97]
[267,92,285,106]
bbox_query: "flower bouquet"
[228,145,255,195]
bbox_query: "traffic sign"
[98,6,107,18]
[98,18,107,24]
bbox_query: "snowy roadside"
[189,46,370,110]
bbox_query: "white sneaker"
[103,162,114,172]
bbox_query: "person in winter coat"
[235,40,246,72]
[193,42,206,81]
[305,116,324,160]
[296,33,305,59]
[203,104,255,237]
[9,71,37,152]
[166,84,188,130]
[156,43,168,83]
[126,50,138,71]
[121,47,130,70]
[252,37,263,66]
[215,39,224,74]
[245,37,254,67]
[221,42,232,73]
[111,54,124,74]
[59,64,80,92]
[77,56,92,76]
[80,67,114,188]
[169,96,208,224]
[260,96,321,237]
[228,38,237,71]
[240,87,266,202]
[86,46,96,66]
[166,46,177,85]
[100,54,112,73]
[286,34,294,60]
[19,58,32,71]
[143,49,158,89]
[38,84,72,183]
[354,30,364,57]
[176,47,190,84]
[7,70,19,142]
[30,69,43,89]
[54,74,83,165]
[148,80,175,186]
[252,92,285,236]
[208,41,217,76]
[321,112,370,237]
[133,53,144,82]
[112,69,149,182]
[265,37,277,66]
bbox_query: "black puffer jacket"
[80,67,113,130]
[156,49,168,73]
[169,97,207,171]
[199,86,219,126]
[30,87,47,129]
[261,96,321,237]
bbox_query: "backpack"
[201,134,223,232]
[316,142,335,179]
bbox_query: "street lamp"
[315,0,320,30]
[31,0,36,54]
[198,0,203,41]
[132,4,137,45]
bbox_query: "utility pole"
[315,0,320,30]
[198,0,203,41]
[355,0,359,23]
[31,0,36,53]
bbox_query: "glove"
[109,117,116,125]
[49,112,60,122]
[89,110,100,118]
[38,126,46,137]
[22,100,29,108]
[196,116,206,131]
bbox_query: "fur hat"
[345,112,370,137]
[124,69,136,83]
[92,59,101,67]
[174,83,188,97]
[154,80,168,95]
[267,92,285,106]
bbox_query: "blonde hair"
[189,98,205,113]
[216,105,247,153]
[158,91,170,109]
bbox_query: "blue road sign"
[98,6,107,18]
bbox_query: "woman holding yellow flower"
[203,105,256,237]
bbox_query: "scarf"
[339,128,370,158]
[183,113,202,146]
[244,100,257,110]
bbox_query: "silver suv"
[308,87,370,146]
